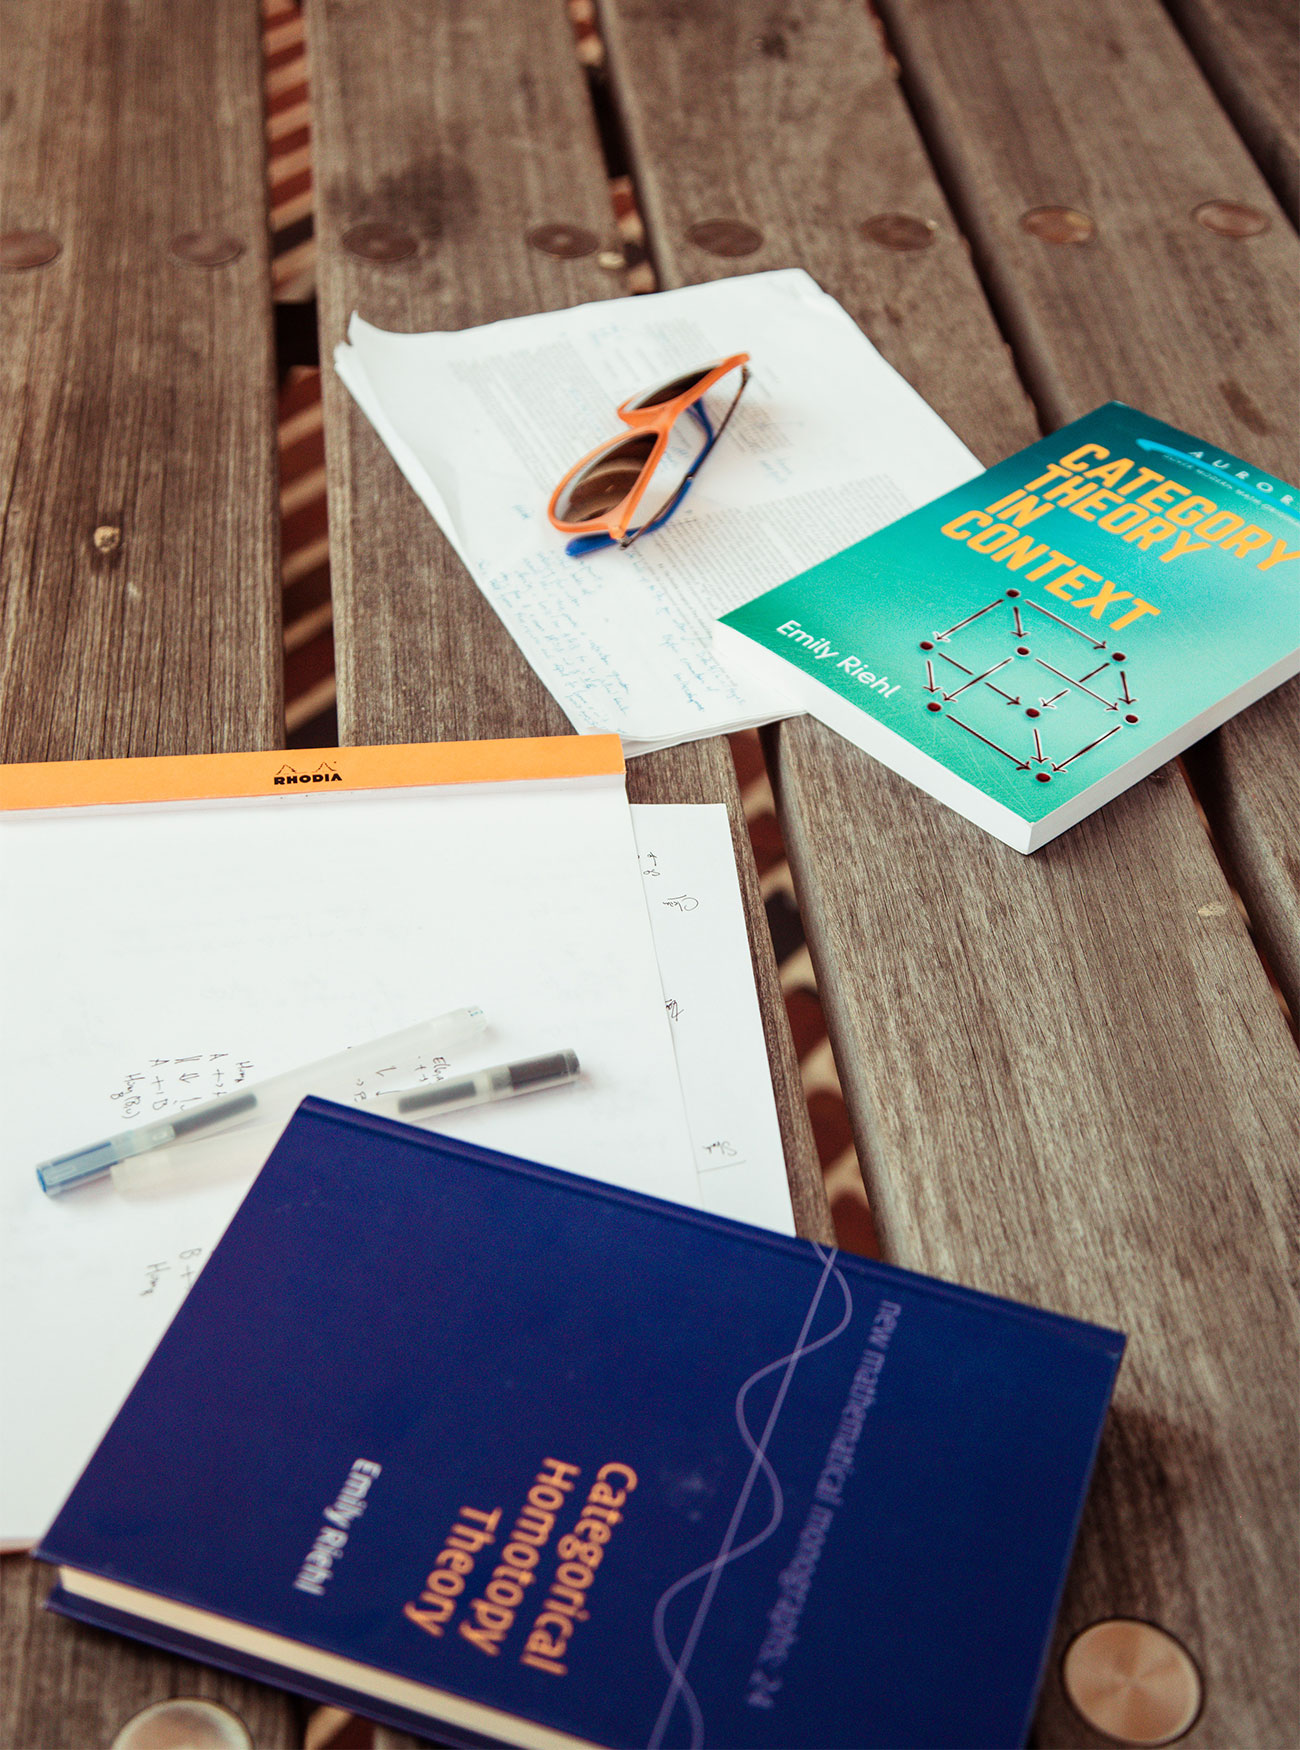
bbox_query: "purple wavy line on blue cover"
[647,1246,854,1749]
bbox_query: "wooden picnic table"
[2,1,1297,1745]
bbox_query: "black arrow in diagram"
[948,714,1031,769]
[1026,599,1107,649]
[985,682,1022,705]
[1052,725,1122,771]
[1032,728,1045,764]
[1038,690,1068,709]
[1034,658,1120,709]
[924,661,938,694]
[938,652,973,675]
[1012,603,1024,637]
[933,598,1003,642]
[1119,671,1135,704]
[1079,662,1110,683]
[943,657,1013,701]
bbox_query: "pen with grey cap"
[376,1049,581,1121]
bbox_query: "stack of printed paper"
[335,270,980,755]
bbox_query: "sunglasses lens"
[553,432,658,524]
[623,362,726,411]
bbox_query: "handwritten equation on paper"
[139,1246,206,1300]
[110,1054,253,1121]
[107,1049,456,1120]
[345,1055,453,1103]
[119,1050,454,1307]
[639,839,745,1172]
[643,849,690,1028]
[642,850,701,914]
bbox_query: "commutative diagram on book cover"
[918,589,1141,785]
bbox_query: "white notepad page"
[0,756,699,1546]
[630,803,794,1234]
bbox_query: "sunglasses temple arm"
[565,530,619,557]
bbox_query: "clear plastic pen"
[375,1049,581,1122]
[36,1006,488,1196]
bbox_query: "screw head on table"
[1193,199,1270,238]
[0,229,61,270]
[687,219,764,257]
[1020,206,1095,245]
[92,525,122,554]
[859,213,937,252]
[110,1698,253,1750]
[526,222,600,260]
[342,222,419,263]
[1062,1619,1203,1745]
[169,230,244,267]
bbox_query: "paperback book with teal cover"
[717,403,1299,849]
[38,1097,1124,1749]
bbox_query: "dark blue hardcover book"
[38,1098,1123,1750]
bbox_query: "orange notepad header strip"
[0,736,625,812]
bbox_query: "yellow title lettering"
[1073,579,1133,618]
[1044,563,1101,601]
[1258,538,1300,572]
[1110,599,1160,630]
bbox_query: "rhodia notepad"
[0,736,698,1545]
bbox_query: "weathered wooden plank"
[870,0,1300,459]
[0,0,282,762]
[596,0,1300,1741]
[599,0,1038,455]
[305,0,826,1261]
[872,0,1300,1038]
[1164,0,1300,226]
[1184,688,1300,1029]
[855,13,1300,1723]
[2,1559,305,1750]
[0,1,291,1744]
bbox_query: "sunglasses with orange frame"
[547,354,751,556]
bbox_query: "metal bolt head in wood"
[342,222,419,263]
[1193,200,1271,238]
[526,223,599,259]
[92,525,122,554]
[860,213,937,252]
[687,219,764,257]
[1020,206,1095,244]
[169,231,244,267]
[0,229,61,270]
[1062,1619,1203,1744]
[110,1697,253,1750]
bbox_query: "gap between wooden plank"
[1162,0,1300,228]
